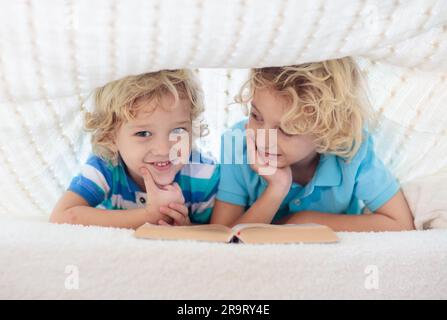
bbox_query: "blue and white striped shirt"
[68,149,220,224]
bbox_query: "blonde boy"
[50,70,219,229]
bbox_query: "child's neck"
[291,151,320,187]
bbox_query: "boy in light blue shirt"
[217,120,399,223]
[211,59,414,232]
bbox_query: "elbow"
[396,212,416,231]
[49,208,77,225]
[400,219,416,231]
[48,211,60,224]
[374,212,416,231]
[393,217,415,231]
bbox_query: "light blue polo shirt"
[216,119,400,222]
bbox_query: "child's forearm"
[229,186,286,227]
[52,206,151,229]
[278,211,414,232]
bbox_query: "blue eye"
[135,131,152,137]
[172,127,187,134]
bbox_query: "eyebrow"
[129,120,190,129]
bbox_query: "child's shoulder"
[343,130,377,167]
[80,154,119,185]
[84,153,115,171]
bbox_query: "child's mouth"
[258,148,280,158]
[149,161,173,172]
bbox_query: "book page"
[231,223,325,233]
[234,223,339,244]
[134,223,234,243]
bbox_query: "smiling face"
[114,93,192,190]
[247,88,318,169]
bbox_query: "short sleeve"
[353,135,400,212]
[68,154,112,207]
[216,128,249,207]
[188,163,221,224]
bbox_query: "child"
[211,58,414,232]
[50,70,219,229]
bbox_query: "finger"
[168,202,189,217]
[159,214,174,225]
[162,183,184,202]
[172,182,181,193]
[158,219,172,226]
[247,139,266,175]
[248,131,266,166]
[160,206,186,225]
[140,167,157,192]
[160,184,184,201]
[256,147,269,166]
[172,183,185,202]
[161,184,175,191]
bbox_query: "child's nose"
[256,128,278,150]
[150,138,171,157]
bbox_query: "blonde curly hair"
[84,69,206,165]
[236,57,370,160]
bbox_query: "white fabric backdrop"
[0,0,446,217]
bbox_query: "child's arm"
[277,190,415,232]
[50,167,186,229]
[210,200,245,226]
[211,184,288,228]
[212,128,292,227]
[49,191,165,229]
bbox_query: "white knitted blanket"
[0,0,446,299]
[0,215,446,299]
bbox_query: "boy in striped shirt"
[50,70,219,229]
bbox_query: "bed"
[0,0,446,299]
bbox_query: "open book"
[134,223,339,244]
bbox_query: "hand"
[158,202,191,226]
[246,127,292,194]
[140,167,185,225]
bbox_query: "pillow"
[402,166,447,230]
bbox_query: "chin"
[272,158,288,168]
[153,169,182,186]
[152,174,175,186]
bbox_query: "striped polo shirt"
[68,149,220,224]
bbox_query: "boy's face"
[247,88,317,169]
[114,94,192,190]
